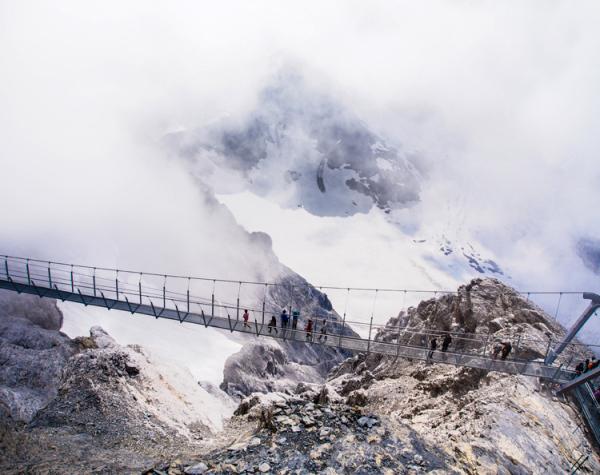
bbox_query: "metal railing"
[0,255,593,382]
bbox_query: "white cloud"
[1,1,600,348]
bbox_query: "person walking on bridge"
[305,319,313,341]
[243,309,250,329]
[268,315,278,334]
[318,319,328,342]
[280,309,289,329]
[292,310,300,330]
[442,334,452,352]
[500,341,512,360]
[428,337,438,361]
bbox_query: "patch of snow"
[376,157,393,171]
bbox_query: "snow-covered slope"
[164,68,422,218]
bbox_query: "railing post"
[367,316,373,354]
[70,265,74,292]
[482,333,489,357]
[236,282,241,322]
[93,268,97,297]
[544,337,553,362]
[163,275,167,309]
[338,313,346,349]
[138,274,142,304]
[115,270,119,300]
[26,259,31,285]
[211,280,215,316]
[4,257,9,279]
[515,334,522,356]
[262,284,266,326]
[47,262,52,288]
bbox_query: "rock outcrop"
[0,292,235,473]
[221,270,357,398]
[327,278,600,473]
[0,289,77,423]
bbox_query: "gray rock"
[0,291,77,422]
[185,462,208,474]
[302,416,315,427]
[357,416,377,428]
[258,462,270,472]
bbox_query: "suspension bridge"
[1,255,598,386]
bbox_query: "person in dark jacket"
[292,310,300,330]
[280,309,289,329]
[500,341,512,360]
[268,316,278,334]
[428,337,438,360]
[442,334,452,352]
[575,361,585,375]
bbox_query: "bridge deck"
[0,277,575,383]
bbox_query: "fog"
[2,1,600,367]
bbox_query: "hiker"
[428,337,437,360]
[292,310,300,330]
[575,361,585,375]
[442,334,452,352]
[589,357,598,371]
[594,386,600,402]
[268,316,278,334]
[318,319,328,342]
[492,343,502,359]
[305,319,313,341]
[242,309,250,329]
[500,341,512,360]
[280,309,289,329]
[583,359,590,373]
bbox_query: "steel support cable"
[555,292,563,321]
[2,253,592,296]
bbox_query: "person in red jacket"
[305,319,313,341]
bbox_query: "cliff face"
[0,289,77,423]
[0,291,235,473]
[220,270,357,398]
[327,278,599,473]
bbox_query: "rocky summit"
[2,279,600,473]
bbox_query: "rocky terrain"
[155,278,600,474]
[2,278,600,474]
[221,271,356,399]
[0,289,234,473]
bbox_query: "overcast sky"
[1,1,600,349]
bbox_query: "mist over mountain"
[165,69,422,218]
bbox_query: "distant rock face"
[164,68,422,217]
[220,270,357,398]
[577,237,600,275]
[221,339,334,398]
